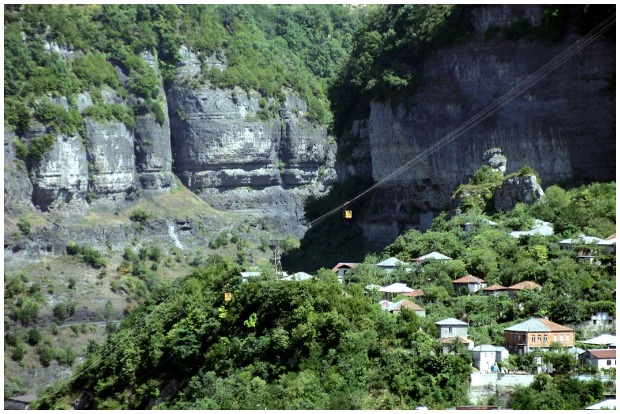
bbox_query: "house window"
[607,360,612,366]
[449,327,453,334]
[544,335,548,343]
[560,334,564,342]
[593,320,597,325]
[532,335,536,342]
[538,335,542,343]
[566,334,571,342]
[554,335,558,342]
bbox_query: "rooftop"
[379,282,414,293]
[452,274,486,284]
[440,336,474,345]
[559,234,604,245]
[504,318,573,333]
[587,349,616,359]
[436,317,468,326]
[413,251,452,261]
[509,280,542,290]
[402,289,425,297]
[387,299,424,312]
[331,263,358,271]
[483,284,508,291]
[377,257,408,267]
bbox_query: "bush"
[68,276,77,289]
[27,328,43,346]
[37,344,55,366]
[17,218,32,236]
[12,297,41,325]
[129,208,152,223]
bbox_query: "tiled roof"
[403,289,425,297]
[504,318,573,333]
[484,284,508,291]
[331,263,358,271]
[387,299,424,312]
[588,349,616,359]
[436,317,468,326]
[509,280,542,290]
[440,336,474,344]
[452,274,486,284]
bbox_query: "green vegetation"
[33,257,472,410]
[66,242,107,269]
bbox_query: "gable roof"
[559,234,604,245]
[403,289,425,297]
[484,284,509,291]
[587,349,616,359]
[281,271,313,281]
[509,280,542,290]
[379,282,414,293]
[377,257,408,267]
[509,220,554,238]
[452,274,486,284]
[387,299,424,312]
[581,334,617,346]
[504,318,573,333]
[436,317,468,326]
[414,251,452,261]
[440,336,474,345]
[331,263,358,272]
[471,344,507,352]
[598,233,616,246]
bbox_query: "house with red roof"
[483,284,510,297]
[504,318,574,354]
[452,274,487,294]
[386,299,426,317]
[331,263,358,283]
[507,280,542,298]
[580,349,616,370]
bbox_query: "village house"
[379,282,414,301]
[412,251,452,262]
[504,318,574,354]
[452,274,487,294]
[559,234,604,263]
[581,310,615,328]
[281,271,313,281]
[386,299,426,317]
[376,257,409,273]
[483,284,510,296]
[402,288,426,303]
[435,318,474,352]
[509,219,554,238]
[470,345,509,372]
[597,233,616,254]
[331,263,358,282]
[507,280,542,298]
[580,349,616,370]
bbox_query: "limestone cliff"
[346,5,615,245]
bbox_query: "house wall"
[440,325,468,338]
[504,330,574,353]
[473,351,497,372]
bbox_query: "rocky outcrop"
[32,133,89,211]
[4,130,34,213]
[352,5,615,245]
[84,119,136,200]
[168,55,336,218]
[493,174,545,212]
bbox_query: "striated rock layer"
[347,6,615,246]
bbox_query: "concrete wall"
[469,373,535,406]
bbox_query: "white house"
[436,318,469,339]
[470,345,509,372]
[452,274,487,294]
[581,349,616,370]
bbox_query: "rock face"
[348,5,616,245]
[168,59,336,221]
[493,174,545,212]
[84,119,136,199]
[4,130,34,213]
[32,133,89,211]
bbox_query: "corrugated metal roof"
[436,317,468,326]
[559,234,604,244]
[377,257,408,267]
[504,318,573,332]
[379,282,414,293]
[414,251,452,261]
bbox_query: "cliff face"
[4,45,336,234]
[351,5,616,245]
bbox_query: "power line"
[309,13,616,228]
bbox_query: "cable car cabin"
[343,209,353,219]
[224,292,232,302]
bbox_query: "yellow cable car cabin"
[343,208,353,219]
[224,292,232,302]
